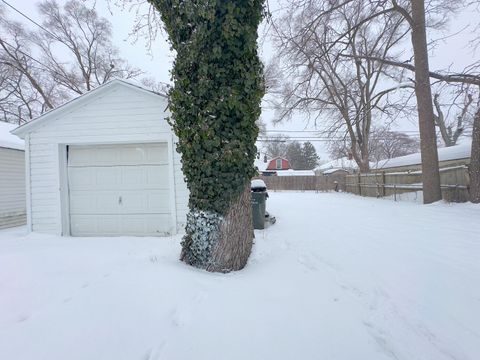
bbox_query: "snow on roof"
[316,157,358,171]
[374,142,471,170]
[322,168,349,175]
[276,169,315,176]
[0,122,24,150]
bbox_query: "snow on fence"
[257,174,347,192]
[345,166,470,202]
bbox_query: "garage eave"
[11,79,168,139]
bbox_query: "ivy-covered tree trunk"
[148,0,265,272]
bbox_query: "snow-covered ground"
[1,192,479,360]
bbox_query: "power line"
[0,39,51,70]
[1,0,60,41]
[263,129,426,134]
[258,133,473,142]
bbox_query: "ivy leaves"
[150,0,265,215]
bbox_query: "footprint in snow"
[297,254,318,271]
[16,314,30,323]
[170,307,191,327]
[142,342,166,360]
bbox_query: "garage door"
[67,143,171,236]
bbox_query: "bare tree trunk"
[180,185,254,273]
[359,160,370,173]
[470,108,480,203]
[411,0,442,204]
[209,186,254,272]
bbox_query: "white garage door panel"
[68,166,169,190]
[69,143,168,166]
[69,190,170,214]
[68,143,171,236]
[70,214,171,236]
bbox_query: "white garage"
[12,80,189,236]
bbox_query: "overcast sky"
[7,0,479,160]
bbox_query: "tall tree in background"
[0,0,142,124]
[329,126,419,164]
[37,0,142,94]
[409,0,442,203]
[301,142,319,170]
[263,134,289,158]
[433,91,473,147]
[272,0,470,203]
[149,0,265,272]
[285,141,304,169]
[471,107,480,203]
[271,0,410,173]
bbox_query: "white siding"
[28,85,188,235]
[0,147,26,228]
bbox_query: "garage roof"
[374,141,471,170]
[12,79,167,139]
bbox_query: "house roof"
[0,122,24,150]
[269,156,289,161]
[11,79,167,139]
[322,168,348,175]
[374,142,471,170]
[316,157,359,171]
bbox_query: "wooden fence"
[257,174,347,192]
[346,165,470,202]
[257,166,470,202]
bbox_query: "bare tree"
[0,18,57,123]
[37,0,142,94]
[272,0,477,203]
[0,0,143,123]
[432,85,475,147]
[262,134,290,158]
[329,125,419,164]
[369,127,420,162]
[271,0,410,172]
[338,0,480,202]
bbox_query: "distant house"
[0,122,26,229]
[315,157,358,176]
[254,155,292,176]
[267,157,291,171]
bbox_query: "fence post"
[394,184,397,201]
[358,173,362,196]
[381,171,386,197]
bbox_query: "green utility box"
[251,191,267,230]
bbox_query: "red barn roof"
[266,157,291,171]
